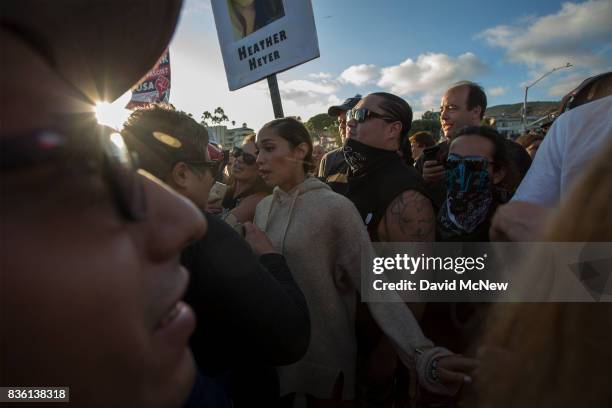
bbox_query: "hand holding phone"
[422,145,445,183]
[422,145,441,163]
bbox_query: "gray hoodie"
[255,177,453,399]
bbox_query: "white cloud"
[279,79,339,95]
[309,72,333,79]
[281,94,342,122]
[477,0,612,71]
[269,78,347,120]
[546,74,585,97]
[374,52,488,111]
[183,0,211,15]
[377,52,487,95]
[489,86,509,97]
[339,64,379,86]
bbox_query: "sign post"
[267,74,284,118]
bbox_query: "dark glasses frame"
[444,153,493,171]
[346,108,395,123]
[231,146,257,165]
[185,160,223,178]
[0,117,147,221]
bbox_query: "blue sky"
[104,0,612,131]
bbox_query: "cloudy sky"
[107,0,612,131]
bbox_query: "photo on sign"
[211,0,319,91]
[228,0,285,40]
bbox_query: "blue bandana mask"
[444,154,491,193]
[439,154,494,234]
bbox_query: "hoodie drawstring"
[279,190,299,253]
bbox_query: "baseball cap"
[122,107,209,166]
[328,95,362,117]
[0,0,183,103]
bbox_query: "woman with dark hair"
[437,126,517,242]
[228,0,285,40]
[250,117,468,406]
[222,133,272,227]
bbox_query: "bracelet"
[430,357,440,382]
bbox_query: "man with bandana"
[437,126,513,241]
[421,126,513,394]
[417,81,530,208]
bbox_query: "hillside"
[485,101,560,117]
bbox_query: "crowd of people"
[1,1,611,408]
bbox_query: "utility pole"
[522,62,572,132]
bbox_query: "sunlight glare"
[94,101,130,130]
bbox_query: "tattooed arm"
[378,189,435,242]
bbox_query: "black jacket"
[182,214,310,374]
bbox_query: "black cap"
[328,94,362,117]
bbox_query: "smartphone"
[422,145,441,163]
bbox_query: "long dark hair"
[259,117,314,174]
[370,92,414,165]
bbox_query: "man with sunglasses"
[344,92,434,244]
[121,105,310,407]
[342,92,477,406]
[317,94,361,193]
[1,1,209,406]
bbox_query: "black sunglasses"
[0,116,147,221]
[444,154,492,171]
[231,146,257,165]
[346,108,395,123]
[185,159,223,178]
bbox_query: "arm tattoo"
[385,190,435,241]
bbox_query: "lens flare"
[95,101,130,130]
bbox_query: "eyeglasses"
[444,153,492,171]
[231,146,257,165]
[185,159,223,178]
[346,108,395,123]
[0,116,147,221]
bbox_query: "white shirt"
[513,94,612,207]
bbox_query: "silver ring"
[431,358,440,382]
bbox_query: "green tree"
[409,119,442,140]
[305,113,341,146]
[200,106,230,127]
[422,110,440,121]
